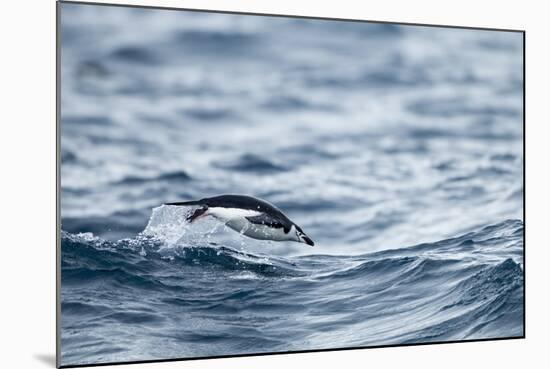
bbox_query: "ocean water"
[59,3,524,366]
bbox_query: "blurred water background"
[60,3,523,366]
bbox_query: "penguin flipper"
[165,200,203,206]
[187,206,208,222]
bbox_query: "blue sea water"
[59,3,524,366]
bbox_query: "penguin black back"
[166,194,292,222]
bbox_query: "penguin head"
[293,225,315,246]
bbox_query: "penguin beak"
[301,235,315,247]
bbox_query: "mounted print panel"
[58,1,524,367]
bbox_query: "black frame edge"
[56,1,62,368]
[522,30,526,340]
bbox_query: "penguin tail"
[164,200,203,206]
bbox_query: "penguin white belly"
[207,207,261,222]
[227,219,291,241]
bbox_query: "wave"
[109,45,158,65]
[113,170,192,185]
[213,153,289,173]
[61,149,77,164]
[403,258,524,342]
[63,114,114,126]
[61,231,302,279]
[180,107,238,121]
[293,19,402,38]
[61,217,524,285]
[62,209,149,238]
[408,97,521,119]
[259,95,337,112]
[174,30,258,53]
[61,217,523,364]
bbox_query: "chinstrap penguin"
[165,194,315,246]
